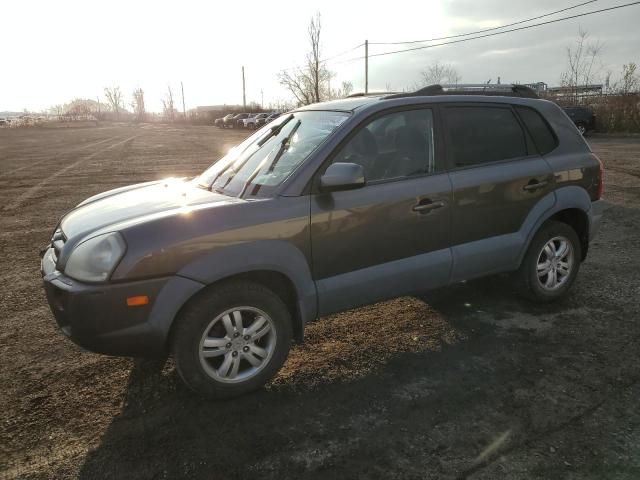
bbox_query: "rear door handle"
[523,180,549,191]
[412,200,446,213]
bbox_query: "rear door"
[310,107,452,315]
[442,103,553,281]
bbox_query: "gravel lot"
[0,125,638,480]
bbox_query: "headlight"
[64,232,126,282]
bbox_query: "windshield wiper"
[238,120,302,198]
[257,114,294,147]
[206,114,295,193]
[267,120,301,173]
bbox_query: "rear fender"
[517,186,592,266]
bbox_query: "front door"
[310,107,452,315]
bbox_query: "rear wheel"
[513,221,581,302]
[576,122,587,135]
[172,281,292,399]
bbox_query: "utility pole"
[242,66,246,111]
[261,89,264,109]
[181,81,186,121]
[364,39,369,94]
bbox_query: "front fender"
[177,240,318,326]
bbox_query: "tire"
[172,280,293,399]
[576,122,587,136]
[513,220,582,303]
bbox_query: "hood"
[61,178,242,239]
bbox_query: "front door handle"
[523,180,549,191]
[412,199,446,213]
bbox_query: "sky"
[1,0,639,113]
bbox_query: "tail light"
[595,154,604,200]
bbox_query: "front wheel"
[513,221,582,302]
[172,281,292,399]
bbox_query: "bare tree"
[420,61,461,85]
[308,12,322,103]
[278,12,332,106]
[267,99,296,112]
[104,86,123,120]
[612,63,639,94]
[66,99,94,119]
[132,88,145,122]
[560,28,604,102]
[161,85,175,122]
[340,80,354,98]
[326,80,354,100]
[49,104,65,117]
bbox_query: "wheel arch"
[518,186,593,266]
[166,268,306,353]
[164,240,317,348]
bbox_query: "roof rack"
[384,84,540,99]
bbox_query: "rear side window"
[444,106,527,168]
[516,106,558,155]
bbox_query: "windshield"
[198,110,349,197]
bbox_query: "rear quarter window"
[515,106,558,155]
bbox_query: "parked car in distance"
[221,113,248,129]
[243,113,270,129]
[231,113,252,128]
[260,112,280,127]
[562,106,596,135]
[41,84,604,399]
[215,114,234,128]
[0,118,7,126]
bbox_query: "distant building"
[523,82,548,94]
[545,84,604,97]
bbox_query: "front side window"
[444,106,527,168]
[198,111,349,197]
[332,109,436,182]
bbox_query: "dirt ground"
[0,125,638,480]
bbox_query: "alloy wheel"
[199,307,276,383]
[536,236,574,291]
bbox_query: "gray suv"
[41,84,604,398]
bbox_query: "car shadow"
[77,275,586,480]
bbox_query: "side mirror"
[320,162,366,192]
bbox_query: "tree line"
[46,14,639,132]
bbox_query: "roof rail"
[384,84,539,99]
[345,91,399,98]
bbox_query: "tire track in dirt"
[456,377,640,480]
[0,135,123,178]
[3,135,139,212]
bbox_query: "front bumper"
[41,248,204,357]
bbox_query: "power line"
[369,0,599,45]
[322,42,365,62]
[346,1,640,61]
[277,42,365,73]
